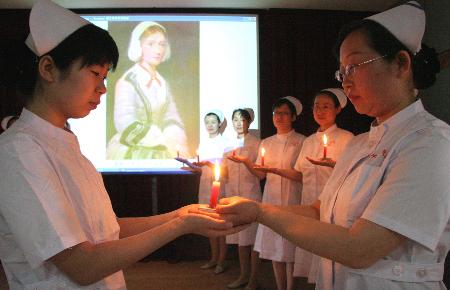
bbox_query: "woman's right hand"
[177,208,247,238]
[214,196,260,226]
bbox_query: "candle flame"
[214,160,220,181]
[261,147,265,157]
[323,134,328,146]
[196,149,199,155]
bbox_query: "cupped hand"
[227,155,247,163]
[306,156,336,168]
[178,210,249,238]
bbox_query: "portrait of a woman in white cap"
[209,2,449,290]
[106,21,189,160]
[0,1,240,289]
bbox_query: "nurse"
[0,1,238,289]
[213,2,449,290]
[223,108,262,290]
[179,109,229,274]
[292,88,353,284]
[234,97,305,290]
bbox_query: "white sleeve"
[0,137,86,268]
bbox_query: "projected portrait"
[106,21,199,160]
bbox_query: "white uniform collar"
[276,129,295,141]
[316,124,338,142]
[369,99,424,143]
[18,108,78,146]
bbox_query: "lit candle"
[196,149,200,163]
[209,161,221,208]
[261,147,265,166]
[177,150,180,158]
[322,134,328,159]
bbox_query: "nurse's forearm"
[50,217,188,286]
[256,204,404,269]
[243,159,266,179]
[117,211,178,238]
[273,168,302,182]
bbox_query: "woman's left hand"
[227,155,248,163]
[306,156,336,168]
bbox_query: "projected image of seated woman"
[107,21,188,160]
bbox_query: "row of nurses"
[209,2,449,290]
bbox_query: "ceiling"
[0,0,402,12]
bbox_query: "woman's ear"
[38,55,57,82]
[291,114,297,122]
[395,50,412,77]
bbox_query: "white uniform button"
[392,265,403,276]
[416,268,427,278]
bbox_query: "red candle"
[232,149,236,157]
[209,161,221,208]
[261,147,265,166]
[322,134,328,159]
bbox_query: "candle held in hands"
[261,147,266,166]
[196,149,200,163]
[322,134,328,159]
[209,161,221,208]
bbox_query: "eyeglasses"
[335,54,387,83]
[312,104,334,112]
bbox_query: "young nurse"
[179,109,229,274]
[234,97,305,290]
[292,88,353,284]
[213,2,449,290]
[223,108,262,290]
[0,1,238,289]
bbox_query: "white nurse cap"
[1,116,16,130]
[282,96,303,115]
[321,88,348,108]
[128,21,171,62]
[366,1,425,54]
[243,108,255,123]
[25,0,90,56]
[205,109,225,123]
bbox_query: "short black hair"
[7,24,119,98]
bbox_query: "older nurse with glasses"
[211,2,449,290]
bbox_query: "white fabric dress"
[107,63,188,159]
[254,130,305,261]
[0,109,125,290]
[224,133,262,246]
[197,134,227,204]
[293,124,353,282]
[316,100,450,290]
